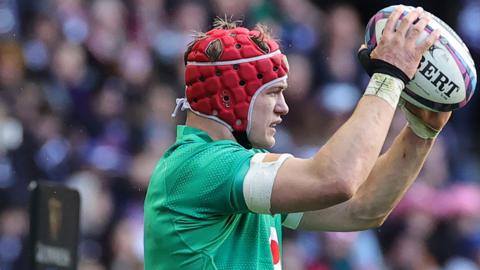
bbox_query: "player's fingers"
[407,15,429,42]
[384,6,404,35]
[419,29,440,52]
[397,7,423,36]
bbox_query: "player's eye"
[268,88,283,96]
[268,91,279,96]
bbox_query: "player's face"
[248,81,289,148]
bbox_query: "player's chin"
[265,136,276,148]
[263,135,276,148]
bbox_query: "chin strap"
[232,131,252,149]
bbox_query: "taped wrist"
[364,73,405,109]
[400,103,441,140]
[358,48,411,85]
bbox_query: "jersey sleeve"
[178,142,255,214]
[179,142,291,215]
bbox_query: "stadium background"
[0,0,480,269]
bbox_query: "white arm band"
[243,153,292,214]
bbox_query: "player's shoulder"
[166,126,253,156]
[159,125,270,173]
[180,138,255,162]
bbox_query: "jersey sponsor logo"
[269,227,281,270]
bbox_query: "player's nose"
[275,93,289,116]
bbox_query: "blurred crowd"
[0,0,480,269]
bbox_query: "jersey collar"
[176,125,213,143]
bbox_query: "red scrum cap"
[173,21,289,136]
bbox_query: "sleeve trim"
[282,212,304,229]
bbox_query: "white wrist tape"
[401,104,441,140]
[364,73,405,109]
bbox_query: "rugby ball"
[365,5,477,112]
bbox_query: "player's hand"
[404,102,451,131]
[370,5,440,79]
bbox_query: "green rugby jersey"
[144,125,286,270]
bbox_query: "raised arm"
[269,6,439,213]
[298,104,451,231]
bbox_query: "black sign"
[28,182,80,270]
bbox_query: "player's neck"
[185,111,236,142]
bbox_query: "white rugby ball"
[365,5,477,112]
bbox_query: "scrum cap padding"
[185,27,289,132]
